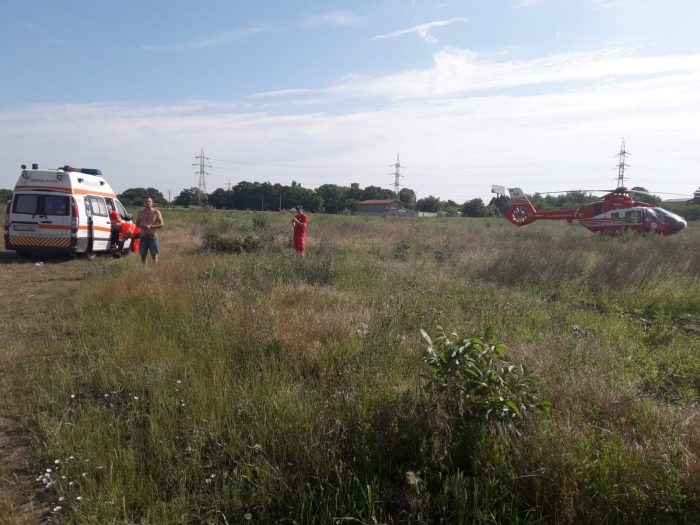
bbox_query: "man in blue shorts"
[135,197,164,269]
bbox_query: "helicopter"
[505,186,688,236]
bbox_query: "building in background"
[356,199,414,216]
[663,186,700,205]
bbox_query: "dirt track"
[0,250,87,524]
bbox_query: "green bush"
[422,326,549,421]
[202,230,262,254]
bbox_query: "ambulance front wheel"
[84,251,97,261]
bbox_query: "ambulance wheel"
[16,250,30,259]
[85,251,97,261]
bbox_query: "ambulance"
[4,163,133,257]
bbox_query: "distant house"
[356,199,413,216]
[663,186,700,205]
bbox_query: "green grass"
[26,212,700,523]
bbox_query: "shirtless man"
[135,197,164,268]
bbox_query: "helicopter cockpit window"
[625,210,643,223]
[645,209,661,223]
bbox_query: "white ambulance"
[4,163,133,257]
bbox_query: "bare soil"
[0,250,87,524]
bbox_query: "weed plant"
[26,212,700,523]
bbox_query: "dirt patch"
[0,250,89,523]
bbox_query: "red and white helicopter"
[505,187,687,236]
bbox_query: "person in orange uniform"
[109,210,141,255]
[292,205,308,255]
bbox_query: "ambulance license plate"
[13,224,37,231]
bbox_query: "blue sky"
[2,0,699,202]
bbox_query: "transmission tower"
[615,138,631,187]
[192,147,211,206]
[388,153,404,198]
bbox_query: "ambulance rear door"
[9,192,72,250]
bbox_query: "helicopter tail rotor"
[505,188,537,226]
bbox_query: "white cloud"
[514,0,547,8]
[593,0,628,9]
[141,25,270,51]
[329,47,700,100]
[3,48,700,201]
[371,18,468,44]
[302,11,363,27]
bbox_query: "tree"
[208,188,233,209]
[398,188,416,208]
[347,183,364,202]
[119,187,167,206]
[174,187,206,207]
[362,185,394,201]
[0,189,12,203]
[315,184,348,214]
[488,195,509,215]
[416,195,441,213]
[629,186,661,205]
[461,198,489,217]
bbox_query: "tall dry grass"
[21,211,700,523]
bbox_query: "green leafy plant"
[202,230,262,253]
[421,326,548,422]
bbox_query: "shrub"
[421,326,549,422]
[202,230,262,254]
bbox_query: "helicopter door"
[625,210,643,223]
[592,202,604,216]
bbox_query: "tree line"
[3,183,698,220]
[117,182,501,217]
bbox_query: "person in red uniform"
[109,210,141,254]
[292,205,308,255]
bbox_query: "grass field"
[8,210,700,523]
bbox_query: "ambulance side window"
[114,200,128,217]
[104,197,115,212]
[87,196,108,217]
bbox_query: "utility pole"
[388,153,404,198]
[615,138,630,188]
[192,147,211,206]
[167,188,172,205]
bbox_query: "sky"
[2,0,700,203]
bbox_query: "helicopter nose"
[671,216,687,233]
